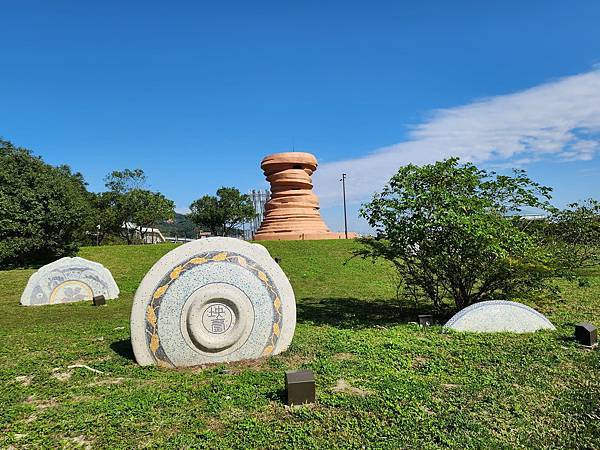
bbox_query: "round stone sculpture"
[444,300,555,333]
[20,257,119,306]
[130,237,296,367]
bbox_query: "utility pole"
[340,173,348,239]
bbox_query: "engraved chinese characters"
[130,237,296,367]
[20,257,119,306]
[204,304,233,334]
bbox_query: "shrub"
[357,158,557,310]
[549,199,600,269]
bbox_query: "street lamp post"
[340,173,348,239]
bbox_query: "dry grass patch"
[63,434,94,449]
[24,396,58,410]
[332,352,356,361]
[14,375,34,386]
[51,371,72,382]
[332,379,371,397]
[88,377,125,386]
[440,383,462,390]
[411,355,430,368]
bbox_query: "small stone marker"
[285,370,315,405]
[444,300,555,333]
[418,314,433,326]
[130,237,296,367]
[92,295,106,306]
[574,323,597,347]
[20,257,119,306]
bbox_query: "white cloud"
[314,69,600,206]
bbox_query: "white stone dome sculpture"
[444,300,555,333]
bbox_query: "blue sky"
[1,1,599,232]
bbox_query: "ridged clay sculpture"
[254,152,356,240]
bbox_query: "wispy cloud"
[314,69,600,206]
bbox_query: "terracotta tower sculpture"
[254,152,355,241]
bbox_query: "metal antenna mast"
[340,173,348,239]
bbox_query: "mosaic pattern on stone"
[444,300,555,333]
[144,251,282,367]
[20,257,119,306]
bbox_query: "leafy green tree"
[104,169,147,193]
[189,187,256,237]
[88,191,124,245]
[547,199,600,270]
[124,189,175,243]
[0,139,92,267]
[97,169,175,244]
[357,158,557,310]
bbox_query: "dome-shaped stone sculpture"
[444,300,555,333]
[130,237,296,367]
[254,152,355,240]
[20,257,119,306]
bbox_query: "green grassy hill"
[0,241,598,448]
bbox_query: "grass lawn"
[1,240,598,449]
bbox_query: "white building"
[122,223,166,244]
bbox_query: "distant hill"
[157,213,198,238]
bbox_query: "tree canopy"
[0,139,92,268]
[357,158,557,310]
[97,169,175,244]
[104,169,147,193]
[189,187,256,237]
